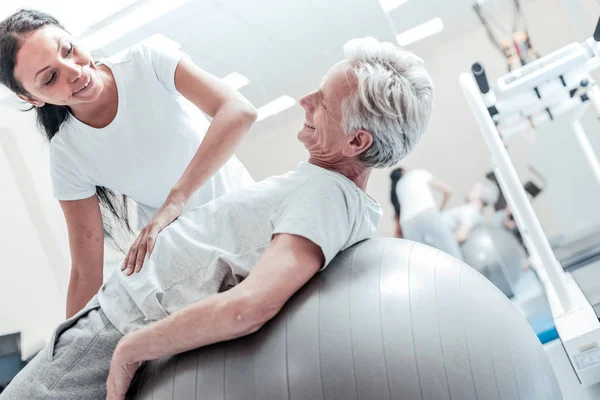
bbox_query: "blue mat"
[529,314,559,344]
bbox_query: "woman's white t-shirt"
[49,42,254,226]
[395,169,438,224]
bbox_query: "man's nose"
[299,91,318,111]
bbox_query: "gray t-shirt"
[98,162,382,331]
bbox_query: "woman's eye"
[65,44,73,57]
[45,73,56,86]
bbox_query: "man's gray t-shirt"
[99,162,382,332]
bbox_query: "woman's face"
[13,24,104,107]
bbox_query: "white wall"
[0,101,129,357]
[0,109,68,358]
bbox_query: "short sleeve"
[272,178,355,270]
[420,169,433,183]
[49,142,96,201]
[140,41,186,93]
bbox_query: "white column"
[459,73,574,314]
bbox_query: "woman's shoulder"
[100,41,170,68]
[99,43,144,68]
[49,121,80,158]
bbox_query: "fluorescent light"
[396,18,444,46]
[81,0,188,50]
[141,33,181,50]
[222,72,250,90]
[379,0,411,13]
[256,96,296,122]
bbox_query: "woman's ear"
[18,94,45,107]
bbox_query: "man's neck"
[308,158,372,191]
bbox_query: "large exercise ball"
[128,238,561,400]
[461,224,528,298]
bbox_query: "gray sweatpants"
[0,298,123,400]
[402,208,464,261]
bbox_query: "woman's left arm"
[171,56,257,200]
[123,56,257,275]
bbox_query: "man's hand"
[106,344,142,400]
[122,194,186,275]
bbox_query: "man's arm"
[115,233,323,364]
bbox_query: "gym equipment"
[461,14,600,387]
[0,333,22,394]
[461,224,527,298]
[128,238,562,400]
[473,0,540,71]
[461,225,557,344]
[552,225,600,318]
[552,225,600,272]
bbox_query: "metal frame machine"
[460,16,600,386]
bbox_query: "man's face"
[13,25,103,107]
[298,61,356,164]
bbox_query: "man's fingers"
[134,239,148,273]
[125,236,143,275]
[146,234,157,257]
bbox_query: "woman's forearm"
[65,266,103,318]
[171,102,257,202]
[439,193,451,210]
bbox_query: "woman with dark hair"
[389,167,404,238]
[0,9,258,318]
[391,167,464,260]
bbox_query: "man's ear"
[343,130,373,157]
[18,94,45,107]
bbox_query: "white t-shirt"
[442,203,483,233]
[98,162,382,331]
[395,169,437,223]
[49,42,253,226]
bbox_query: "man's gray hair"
[341,37,434,168]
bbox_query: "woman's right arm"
[430,178,453,210]
[60,195,105,318]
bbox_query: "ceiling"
[0,0,536,116]
[97,0,486,108]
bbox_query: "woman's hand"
[123,193,186,275]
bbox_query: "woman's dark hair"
[390,167,405,217]
[0,9,133,250]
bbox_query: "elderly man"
[1,37,433,400]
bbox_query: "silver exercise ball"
[461,224,528,298]
[128,238,561,400]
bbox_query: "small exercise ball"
[128,238,561,400]
[461,224,528,298]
